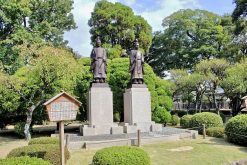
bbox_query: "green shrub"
[180,115,193,128]
[171,115,180,126]
[225,114,247,145]
[152,106,171,125]
[7,144,70,165]
[14,122,26,137]
[177,110,188,117]
[190,112,223,133]
[206,127,224,138]
[92,146,151,165]
[28,137,59,145]
[0,156,52,165]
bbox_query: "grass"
[67,137,247,165]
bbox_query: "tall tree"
[232,0,247,22]
[88,0,152,53]
[0,0,76,74]
[146,9,230,76]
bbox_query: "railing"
[173,102,230,111]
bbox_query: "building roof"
[43,91,82,106]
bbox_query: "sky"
[63,0,236,57]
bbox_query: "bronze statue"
[129,39,144,84]
[90,37,107,83]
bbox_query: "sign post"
[44,91,81,165]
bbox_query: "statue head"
[95,37,101,47]
[134,39,139,50]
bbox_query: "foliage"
[180,115,193,128]
[0,156,52,165]
[225,114,247,145]
[152,107,171,124]
[28,137,59,145]
[146,9,230,76]
[7,144,70,165]
[190,112,223,133]
[232,0,247,22]
[0,0,76,74]
[171,115,180,126]
[14,122,26,137]
[89,0,152,52]
[206,127,224,138]
[221,60,247,116]
[92,146,151,165]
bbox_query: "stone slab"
[123,125,137,133]
[88,84,113,126]
[124,87,151,125]
[80,125,112,136]
[135,123,152,132]
[111,126,124,134]
[151,124,163,132]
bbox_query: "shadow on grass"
[198,137,247,153]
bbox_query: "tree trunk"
[212,84,219,115]
[24,101,41,141]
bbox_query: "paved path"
[0,136,27,159]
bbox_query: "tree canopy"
[146,9,231,77]
[88,0,152,54]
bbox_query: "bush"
[225,114,247,145]
[190,112,223,133]
[180,115,193,128]
[28,137,59,145]
[206,127,224,138]
[171,115,180,126]
[14,122,26,137]
[0,156,52,165]
[92,146,151,165]
[7,144,70,165]
[152,106,171,125]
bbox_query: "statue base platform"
[123,84,162,133]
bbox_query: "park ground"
[1,134,246,165]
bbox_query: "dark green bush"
[14,122,26,137]
[152,106,171,124]
[180,115,193,128]
[0,156,52,165]
[28,137,59,145]
[225,114,247,145]
[190,112,223,133]
[206,127,224,138]
[171,115,180,126]
[177,110,188,117]
[7,144,70,165]
[92,146,150,165]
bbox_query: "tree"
[195,59,229,114]
[88,0,152,53]
[1,46,81,140]
[221,60,247,116]
[232,0,247,22]
[0,0,76,74]
[146,9,231,76]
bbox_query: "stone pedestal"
[80,83,124,136]
[124,84,151,125]
[124,84,162,133]
[88,83,113,126]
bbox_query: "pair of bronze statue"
[90,37,144,84]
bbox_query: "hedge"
[190,112,223,133]
[206,127,224,138]
[0,156,52,165]
[14,122,26,137]
[171,115,180,126]
[28,137,59,145]
[92,146,151,165]
[180,115,193,128]
[7,144,70,165]
[225,114,247,145]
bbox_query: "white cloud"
[64,0,200,56]
[140,0,200,32]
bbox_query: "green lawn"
[67,137,247,165]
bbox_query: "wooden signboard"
[44,91,81,122]
[44,91,81,165]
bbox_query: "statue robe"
[90,47,107,79]
[130,50,144,79]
